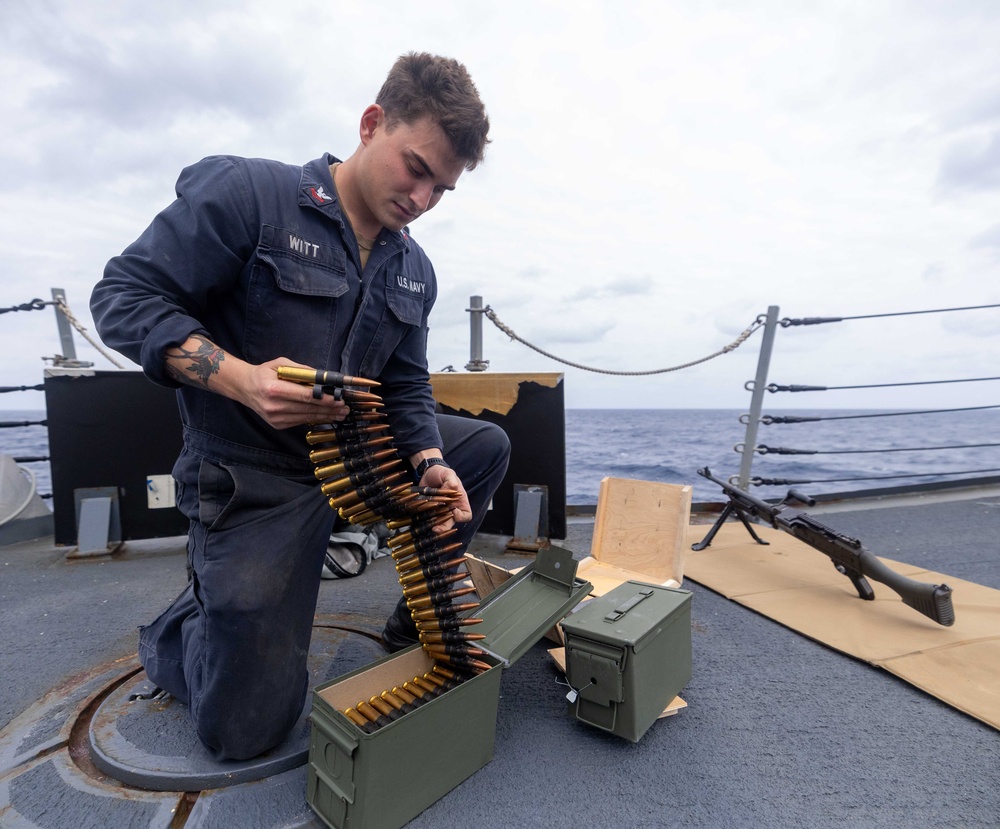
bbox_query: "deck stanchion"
[465,295,488,372]
[738,305,779,489]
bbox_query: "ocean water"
[3,407,999,507]
[565,407,1000,504]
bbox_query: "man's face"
[357,107,467,233]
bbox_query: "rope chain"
[482,307,764,375]
[52,296,126,369]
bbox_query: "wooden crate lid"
[590,476,691,585]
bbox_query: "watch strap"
[414,457,450,478]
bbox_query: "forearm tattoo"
[165,336,226,388]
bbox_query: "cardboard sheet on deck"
[684,522,1000,730]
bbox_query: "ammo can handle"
[604,588,654,622]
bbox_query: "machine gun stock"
[694,468,955,627]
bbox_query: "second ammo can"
[561,580,692,742]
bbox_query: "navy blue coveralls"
[90,155,509,760]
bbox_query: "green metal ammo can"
[561,580,692,742]
[307,546,592,829]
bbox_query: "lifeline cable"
[0,298,50,315]
[753,442,1000,456]
[0,385,44,394]
[750,467,1000,487]
[765,376,1000,393]
[750,404,1000,425]
[779,302,1000,327]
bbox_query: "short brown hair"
[376,52,490,170]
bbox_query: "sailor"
[90,52,510,761]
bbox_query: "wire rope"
[753,442,1000,456]
[750,468,1000,486]
[749,404,1000,425]
[765,376,1000,393]
[779,302,1000,327]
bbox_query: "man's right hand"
[164,336,349,429]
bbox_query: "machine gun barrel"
[695,468,955,626]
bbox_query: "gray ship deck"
[1,491,998,828]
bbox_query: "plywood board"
[429,372,563,416]
[592,477,691,584]
[464,554,522,599]
[577,557,680,597]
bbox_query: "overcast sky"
[2,0,999,413]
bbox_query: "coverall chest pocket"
[244,225,352,366]
[358,283,428,377]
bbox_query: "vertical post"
[465,295,489,372]
[51,288,77,362]
[737,305,780,488]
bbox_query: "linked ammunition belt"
[278,367,487,733]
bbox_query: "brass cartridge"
[309,435,393,464]
[418,630,486,644]
[405,585,477,610]
[423,641,488,658]
[391,531,460,560]
[380,690,416,716]
[397,553,466,580]
[390,686,423,708]
[407,676,441,697]
[356,700,392,729]
[394,546,464,576]
[306,422,389,445]
[327,476,407,511]
[276,366,380,389]
[343,707,378,734]
[401,572,469,599]
[319,458,404,495]
[340,487,417,520]
[431,665,470,683]
[387,508,451,531]
[410,602,480,622]
[314,448,398,480]
[415,616,484,632]
[367,695,401,722]
[419,670,465,691]
[425,651,492,674]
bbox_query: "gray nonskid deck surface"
[0,496,998,828]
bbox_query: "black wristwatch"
[414,457,450,479]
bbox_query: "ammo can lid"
[468,546,592,667]
[560,580,692,651]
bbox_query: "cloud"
[922,262,946,283]
[569,274,654,302]
[0,1,311,193]
[968,223,1000,250]
[2,0,1000,412]
[941,312,1000,338]
[936,131,1000,195]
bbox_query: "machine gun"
[693,468,955,626]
